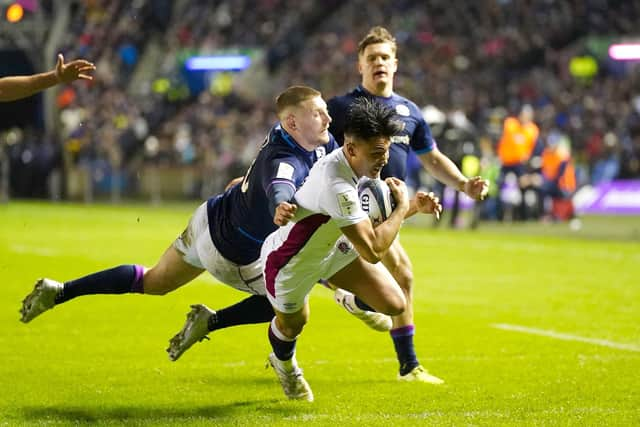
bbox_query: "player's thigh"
[197,235,265,295]
[329,257,405,315]
[381,239,414,290]
[144,244,204,294]
[144,203,207,294]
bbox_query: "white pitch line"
[491,323,640,353]
[9,244,59,257]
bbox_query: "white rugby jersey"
[261,148,369,311]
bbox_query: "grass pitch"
[1,201,639,426]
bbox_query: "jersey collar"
[356,85,394,101]
[275,124,315,154]
[336,148,359,185]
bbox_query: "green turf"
[1,201,639,426]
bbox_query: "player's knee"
[279,318,307,338]
[395,266,414,292]
[378,293,406,316]
[141,269,173,295]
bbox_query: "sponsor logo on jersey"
[315,146,326,158]
[337,240,352,254]
[395,104,411,116]
[276,162,295,180]
[337,191,358,216]
[391,135,410,145]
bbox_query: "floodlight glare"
[6,3,24,23]
[185,55,251,71]
[609,44,640,61]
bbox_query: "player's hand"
[385,177,409,211]
[463,176,490,201]
[55,53,96,84]
[415,191,442,220]
[274,201,297,226]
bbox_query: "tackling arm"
[268,182,297,226]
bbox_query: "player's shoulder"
[265,126,298,154]
[390,92,422,116]
[310,147,341,174]
[268,144,304,166]
[260,141,304,174]
[326,149,355,182]
[327,96,348,115]
[328,87,362,107]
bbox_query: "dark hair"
[275,85,321,117]
[344,98,402,141]
[358,26,397,55]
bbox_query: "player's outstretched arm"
[418,149,489,201]
[0,54,95,102]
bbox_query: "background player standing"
[327,26,489,383]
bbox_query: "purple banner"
[442,186,475,210]
[574,180,640,215]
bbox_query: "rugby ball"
[358,178,396,226]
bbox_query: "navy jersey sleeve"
[327,96,349,146]
[266,181,296,217]
[409,103,436,155]
[261,154,300,203]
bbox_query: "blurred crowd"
[3,0,640,208]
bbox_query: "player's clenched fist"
[274,201,297,226]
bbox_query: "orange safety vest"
[497,117,539,166]
[542,148,576,193]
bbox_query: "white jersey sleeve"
[320,177,367,228]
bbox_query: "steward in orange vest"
[498,117,539,167]
[496,105,541,221]
[497,105,539,169]
[541,144,576,198]
[541,139,577,220]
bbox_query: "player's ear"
[345,138,356,157]
[285,114,296,130]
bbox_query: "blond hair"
[275,85,321,118]
[357,26,397,56]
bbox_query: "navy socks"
[391,325,419,375]
[208,295,275,331]
[268,318,297,361]
[54,264,144,304]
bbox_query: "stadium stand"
[1,0,639,214]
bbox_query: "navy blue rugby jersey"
[327,85,436,180]
[207,124,338,265]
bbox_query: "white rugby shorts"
[173,202,266,295]
[262,234,358,313]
